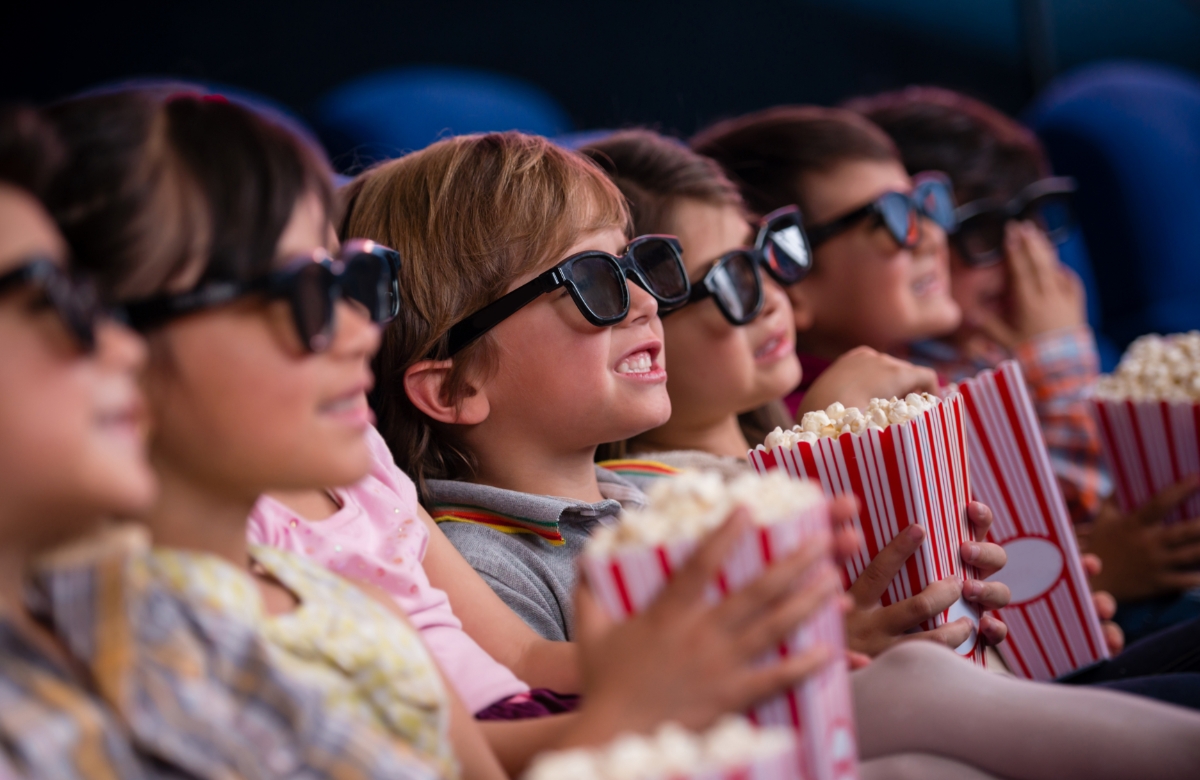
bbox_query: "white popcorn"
[760,393,942,449]
[1095,332,1200,401]
[587,470,823,554]
[523,717,794,780]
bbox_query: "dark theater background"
[4,0,1200,355]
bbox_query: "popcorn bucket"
[749,393,984,665]
[580,503,858,780]
[959,361,1109,680]
[1090,397,1200,524]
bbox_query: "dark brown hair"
[341,132,631,501]
[579,129,744,232]
[845,86,1048,205]
[580,129,792,459]
[42,87,335,300]
[690,105,899,219]
[0,106,64,197]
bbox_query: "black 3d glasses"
[123,239,401,352]
[0,259,106,352]
[806,172,957,250]
[952,177,1077,267]
[440,235,690,358]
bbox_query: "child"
[45,88,851,778]
[0,106,160,779]
[587,128,1200,698]
[344,127,1200,779]
[579,129,1008,657]
[849,86,1200,642]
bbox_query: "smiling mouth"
[616,350,655,375]
[754,331,792,361]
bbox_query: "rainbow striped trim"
[431,503,565,546]
[597,459,681,479]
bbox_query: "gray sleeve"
[438,523,572,642]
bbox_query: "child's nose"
[624,278,660,325]
[761,276,790,317]
[97,319,148,374]
[331,299,382,359]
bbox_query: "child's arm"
[798,347,939,419]
[418,505,580,693]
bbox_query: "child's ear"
[786,284,816,333]
[403,360,490,426]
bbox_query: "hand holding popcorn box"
[750,393,984,664]
[959,360,1109,680]
[524,717,801,780]
[1090,332,1200,524]
[581,472,857,780]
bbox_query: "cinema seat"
[1026,62,1200,353]
[314,66,572,170]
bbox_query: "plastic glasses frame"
[952,176,1078,267]
[805,172,958,250]
[122,239,401,353]
[440,235,690,358]
[0,258,104,352]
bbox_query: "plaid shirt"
[28,527,444,780]
[908,325,1110,524]
[0,620,170,780]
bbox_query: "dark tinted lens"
[289,263,336,350]
[341,253,394,322]
[915,180,957,231]
[569,253,626,321]
[878,193,919,248]
[630,239,688,303]
[710,252,763,324]
[762,217,811,284]
[43,269,97,351]
[956,212,1007,266]
[1023,193,1074,243]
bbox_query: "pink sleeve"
[365,425,421,516]
[247,495,302,553]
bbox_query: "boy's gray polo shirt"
[426,467,647,641]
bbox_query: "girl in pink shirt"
[249,426,533,714]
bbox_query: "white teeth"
[616,351,654,375]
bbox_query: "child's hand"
[966,221,1086,350]
[1078,478,1200,602]
[1080,553,1126,654]
[844,501,1009,657]
[569,506,846,740]
[798,347,939,420]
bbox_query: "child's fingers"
[962,578,1010,611]
[967,309,1020,352]
[910,616,974,650]
[736,644,834,707]
[1081,552,1103,578]
[961,540,1006,578]
[1092,590,1117,621]
[979,613,1007,645]
[1102,621,1126,655]
[734,568,842,658]
[966,501,995,540]
[653,507,753,612]
[1162,540,1200,569]
[1004,222,1039,297]
[848,524,924,607]
[1159,516,1200,547]
[1136,477,1200,526]
[1161,570,1200,592]
[715,534,833,630]
[878,577,962,635]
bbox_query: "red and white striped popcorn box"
[748,393,985,665]
[670,742,805,780]
[580,502,859,780]
[1090,396,1200,524]
[959,360,1109,680]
